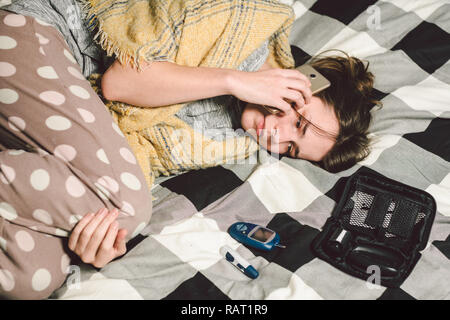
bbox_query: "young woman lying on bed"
[90,49,378,267]
[101,50,378,172]
[0,11,377,299]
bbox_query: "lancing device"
[220,245,259,279]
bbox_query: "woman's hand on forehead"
[227,67,312,114]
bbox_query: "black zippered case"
[311,171,436,288]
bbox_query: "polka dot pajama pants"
[0,11,152,299]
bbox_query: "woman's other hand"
[68,208,128,268]
[228,67,312,113]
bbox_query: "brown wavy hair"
[307,50,382,172]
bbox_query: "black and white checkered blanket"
[51,0,450,300]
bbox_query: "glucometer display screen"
[250,227,274,242]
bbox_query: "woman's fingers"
[94,222,121,268]
[285,79,312,106]
[69,207,129,268]
[284,89,306,110]
[114,229,128,257]
[68,210,98,251]
[271,99,292,114]
[269,87,307,114]
[82,209,120,263]
[230,67,312,114]
[72,208,109,256]
[280,68,311,86]
[269,70,312,110]
[280,69,312,104]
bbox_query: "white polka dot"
[67,66,84,80]
[0,88,18,104]
[3,14,26,27]
[0,236,7,251]
[112,122,124,137]
[35,32,49,45]
[31,268,52,292]
[76,108,95,123]
[30,169,50,191]
[0,202,17,220]
[0,164,15,184]
[119,147,137,164]
[0,62,16,77]
[15,230,35,252]
[63,49,76,64]
[45,115,72,131]
[37,66,58,79]
[97,176,119,193]
[96,148,110,164]
[8,149,24,156]
[69,85,90,99]
[61,254,71,274]
[39,91,65,106]
[32,209,53,225]
[65,176,86,198]
[39,46,45,56]
[121,201,135,216]
[120,172,142,191]
[131,222,146,238]
[34,17,52,26]
[8,116,25,132]
[68,214,82,226]
[0,269,15,292]
[0,36,17,49]
[54,144,77,162]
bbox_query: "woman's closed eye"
[290,102,302,129]
[286,115,303,156]
[296,116,302,129]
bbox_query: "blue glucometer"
[228,222,285,251]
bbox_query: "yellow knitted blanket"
[81,0,295,188]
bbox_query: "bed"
[2,0,450,300]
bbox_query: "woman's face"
[241,96,339,161]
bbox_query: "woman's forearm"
[101,59,312,113]
[101,60,236,107]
